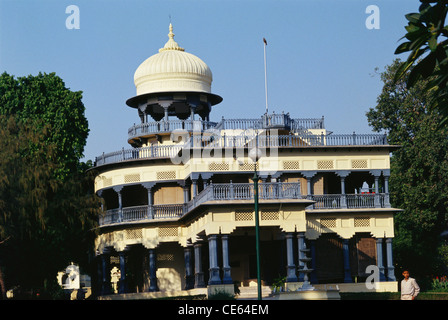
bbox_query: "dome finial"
[159,23,184,52]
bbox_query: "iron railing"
[96,132,388,166]
[98,182,390,226]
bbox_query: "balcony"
[128,120,218,141]
[99,182,303,226]
[310,193,390,210]
[127,114,325,141]
[95,132,389,167]
[98,182,390,226]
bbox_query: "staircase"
[236,285,273,299]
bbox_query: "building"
[92,24,400,298]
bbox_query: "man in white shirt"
[400,270,420,300]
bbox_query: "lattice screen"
[124,173,141,183]
[125,228,142,239]
[354,217,370,227]
[235,210,254,221]
[156,171,176,180]
[317,160,334,170]
[209,162,230,171]
[283,161,300,170]
[261,211,279,221]
[238,161,258,171]
[351,159,368,169]
[158,227,178,237]
[320,218,337,228]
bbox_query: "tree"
[394,0,448,126]
[0,72,89,179]
[0,72,98,299]
[367,59,448,279]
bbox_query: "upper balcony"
[95,131,389,167]
[127,113,325,144]
[98,181,391,227]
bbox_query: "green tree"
[0,72,89,179]
[0,72,98,299]
[367,59,448,280]
[394,0,448,126]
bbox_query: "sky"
[0,0,418,162]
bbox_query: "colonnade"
[97,231,396,296]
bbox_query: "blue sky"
[0,0,417,162]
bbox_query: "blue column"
[221,235,233,284]
[285,233,298,282]
[113,186,123,222]
[148,249,158,292]
[342,239,352,283]
[309,240,318,284]
[184,247,194,290]
[208,235,222,285]
[376,238,386,281]
[386,238,396,281]
[100,252,111,295]
[297,232,305,281]
[194,243,206,288]
[118,250,128,294]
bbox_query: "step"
[236,285,273,299]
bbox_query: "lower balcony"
[99,182,391,226]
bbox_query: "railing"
[310,193,389,210]
[98,187,390,226]
[128,120,218,140]
[95,132,388,167]
[99,204,185,226]
[127,115,325,140]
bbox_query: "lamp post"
[249,135,262,300]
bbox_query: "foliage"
[0,72,99,298]
[0,72,89,179]
[394,0,448,126]
[367,59,448,279]
[430,275,448,291]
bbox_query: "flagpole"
[263,38,268,114]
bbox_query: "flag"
[263,38,267,45]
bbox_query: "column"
[142,183,155,219]
[118,249,128,294]
[208,234,222,285]
[386,238,396,281]
[100,251,111,295]
[148,249,159,292]
[285,233,298,282]
[297,232,305,281]
[221,235,233,284]
[384,175,391,208]
[183,186,190,203]
[374,175,380,208]
[339,171,349,209]
[342,239,352,283]
[184,247,194,290]
[309,240,318,284]
[376,238,386,281]
[113,186,123,222]
[194,243,206,288]
[191,179,198,198]
[302,171,316,209]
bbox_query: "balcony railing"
[127,115,325,140]
[128,120,218,140]
[95,132,388,166]
[310,193,389,209]
[98,182,390,226]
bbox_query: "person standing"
[400,270,420,300]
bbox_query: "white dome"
[134,24,213,96]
